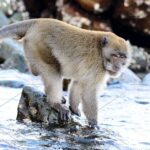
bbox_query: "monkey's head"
[101,33,132,78]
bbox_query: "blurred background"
[0,1,150,149]
[0,0,150,77]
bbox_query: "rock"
[0,1,12,15]
[108,68,141,85]
[0,39,28,73]
[57,2,112,31]
[0,69,43,88]
[113,0,150,47]
[0,0,28,19]
[58,3,91,29]
[23,0,56,18]
[1,52,28,73]
[74,0,112,14]
[91,20,111,31]
[119,69,141,84]
[10,12,24,21]
[17,86,79,127]
[129,45,150,72]
[0,11,10,27]
[17,86,54,124]
[142,73,150,85]
[0,39,22,58]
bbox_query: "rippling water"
[0,84,150,150]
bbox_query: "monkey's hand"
[53,103,70,121]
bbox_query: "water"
[0,84,150,150]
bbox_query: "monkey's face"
[101,36,131,78]
[103,51,128,77]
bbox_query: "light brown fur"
[0,19,131,127]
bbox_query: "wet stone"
[17,86,80,128]
[135,101,149,105]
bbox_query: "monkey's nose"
[114,65,120,71]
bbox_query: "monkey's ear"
[101,37,108,47]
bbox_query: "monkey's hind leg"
[42,64,70,121]
[69,81,81,116]
[23,43,39,76]
[35,61,70,121]
[24,41,69,121]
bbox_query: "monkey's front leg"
[69,81,82,116]
[82,84,99,129]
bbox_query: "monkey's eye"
[112,53,127,59]
[111,54,119,58]
[119,53,127,58]
[120,55,127,59]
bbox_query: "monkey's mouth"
[107,70,118,76]
[105,65,120,76]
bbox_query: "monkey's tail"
[0,19,36,41]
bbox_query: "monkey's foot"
[69,106,81,117]
[53,103,70,121]
[61,96,66,104]
[88,119,99,130]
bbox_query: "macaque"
[0,19,131,128]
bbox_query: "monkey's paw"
[69,106,81,117]
[61,96,66,104]
[53,103,70,121]
[88,119,100,130]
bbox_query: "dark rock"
[0,39,28,73]
[57,3,91,29]
[57,2,112,31]
[17,86,80,127]
[135,100,149,105]
[23,0,56,18]
[0,80,24,88]
[17,86,55,124]
[113,0,150,47]
[74,0,112,14]
[0,57,5,64]
[91,19,111,31]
